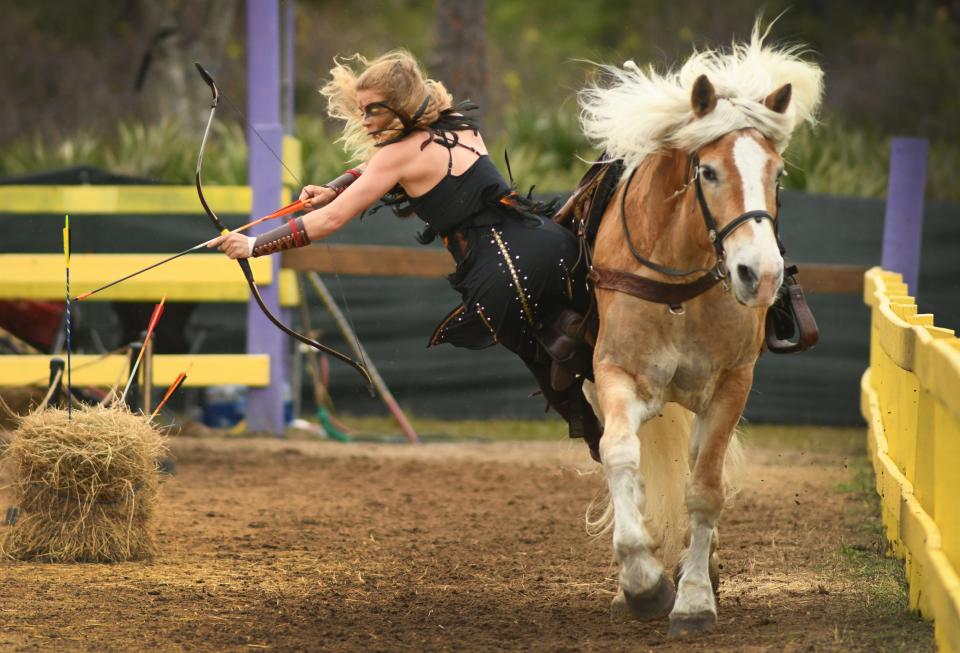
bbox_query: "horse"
[576,25,824,637]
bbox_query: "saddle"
[554,157,625,245]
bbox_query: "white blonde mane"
[579,21,824,172]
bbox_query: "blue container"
[202,385,246,428]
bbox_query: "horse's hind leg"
[669,365,751,638]
[596,365,675,621]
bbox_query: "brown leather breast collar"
[589,161,736,313]
[588,266,721,313]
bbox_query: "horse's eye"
[700,166,718,182]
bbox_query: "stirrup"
[765,265,819,354]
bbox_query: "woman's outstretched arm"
[299,148,404,241]
[208,143,408,259]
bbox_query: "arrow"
[121,294,167,403]
[74,198,309,301]
[150,363,192,420]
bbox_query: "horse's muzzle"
[733,263,782,307]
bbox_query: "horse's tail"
[585,404,743,572]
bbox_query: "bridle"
[590,151,785,312]
[619,155,782,280]
[691,155,783,263]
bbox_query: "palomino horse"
[577,27,823,637]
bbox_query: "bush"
[1,113,957,201]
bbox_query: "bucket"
[202,385,246,428]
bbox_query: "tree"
[433,0,487,127]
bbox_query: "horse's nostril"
[737,264,758,286]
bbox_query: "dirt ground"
[0,431,933,652]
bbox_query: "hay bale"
[1,404,167,562]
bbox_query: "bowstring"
[217,87,369,374]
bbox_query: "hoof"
[610,573,676,621]
[668,611,717,638]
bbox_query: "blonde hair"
[321,50,456,163]
[579,20,824,173]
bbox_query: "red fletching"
[145,295,167,340]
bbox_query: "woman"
[210,51,601,459]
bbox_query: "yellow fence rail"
[0,185,252,214]
[0,354,270,388]
[0,254,300,305]
[861,266,960,653]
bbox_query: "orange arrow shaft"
[232,198,308,235]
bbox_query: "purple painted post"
[246,0,286,435]
[284,0,295,134]
[881,138,929,294]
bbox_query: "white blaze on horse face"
[726,135,783,306]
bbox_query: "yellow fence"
[861,266,960,653]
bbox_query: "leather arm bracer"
[252,216,311,257]
[322,168,362,196]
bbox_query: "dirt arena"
[0,430,933,652]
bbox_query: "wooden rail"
[284,246,867,293]
[282,245,452,278]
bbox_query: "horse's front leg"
[596,363,675,620]
[669,364,752,638]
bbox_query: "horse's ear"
[691,75,717,118]
[764,83,792,114]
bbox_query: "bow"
[194,63,374,392]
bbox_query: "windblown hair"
[579,20,824,172]
[321,50,455,162]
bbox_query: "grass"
[315,413,570,442]
[313,414,872,449]
[829,452,934,652]
[738,423,866,456]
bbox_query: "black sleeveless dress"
[406,150,589,362]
